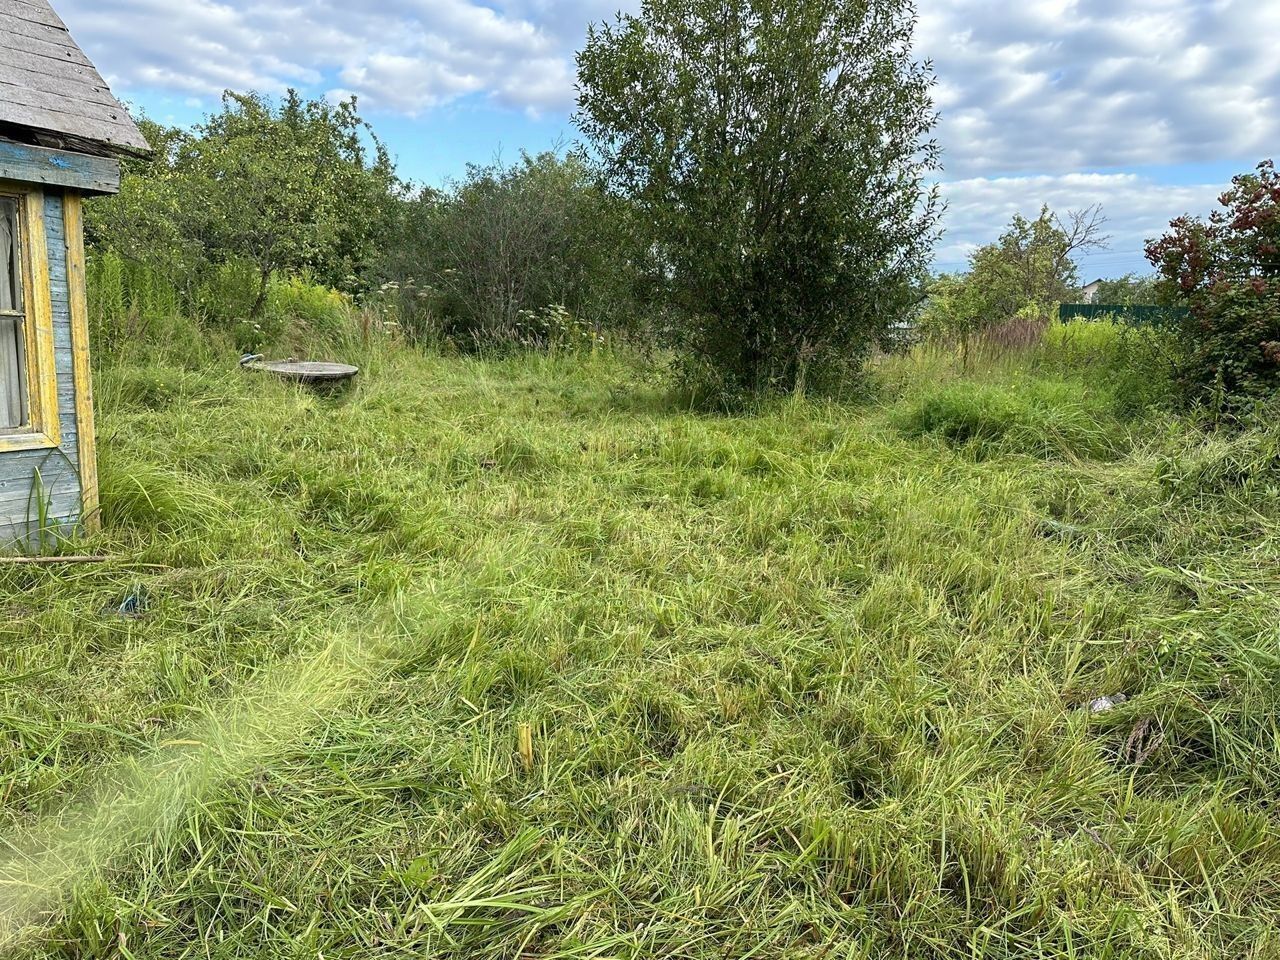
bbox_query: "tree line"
[87,0,1278,407]
[89,0,941,402]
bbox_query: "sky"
[56,0,1279,279]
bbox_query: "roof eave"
[0,121,153,161]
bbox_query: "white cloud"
[60,0,1277,173]
[58,0,610,115]
[918,0,1280,176]
[54,0,1273,274]
[335,54,484,113]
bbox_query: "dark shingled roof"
[0,0,150,157]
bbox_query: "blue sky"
[58,0,1280,279]
[124,90,576,189]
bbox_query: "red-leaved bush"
[1146,159,1280,402]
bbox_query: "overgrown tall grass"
[87,252,365,365]
[0,313,1278,957]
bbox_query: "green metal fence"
[1059,303,1189,326]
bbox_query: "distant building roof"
[0,0,150,157]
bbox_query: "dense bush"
[1146,159,1280,404]
[577,0,943,398]
[87,92,399,331]
[371,152,635,349]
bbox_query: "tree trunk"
[249,266,272,321]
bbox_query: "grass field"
[1,337,1279,958]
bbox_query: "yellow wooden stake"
[518,723,534,773]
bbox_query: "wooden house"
[0,0,148,547]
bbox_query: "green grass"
[893,377,1128,460]
[1,341,1278,958]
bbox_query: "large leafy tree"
[576,0,943,396]
[89,92,399,320]
[85,117,200,283]
[183,92,399,317]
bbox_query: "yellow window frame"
[0,184,60,454]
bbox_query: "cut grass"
[0,344,1278,958]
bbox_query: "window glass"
[0,198,18,311]
[0,198,29,429]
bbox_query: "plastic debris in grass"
[1089,694,1129,714]
[109,585,149,620]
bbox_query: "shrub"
[372,152,635,349]
[577,0,943,398]
[1146,159,1280,404]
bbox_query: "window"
[0,187,59,452]
[0,196,29,430]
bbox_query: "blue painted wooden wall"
[0,189,85,547]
